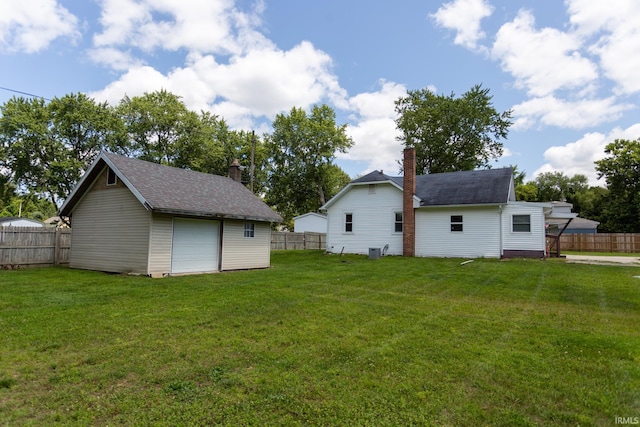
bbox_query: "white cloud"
[566,0,640,95]
[340,80,407,175]
[431,0,493,50]
[491,10,598,97]
[88,66,171,106]
[534,123,640,185]
[0,0,79,53]
[92,0,268,56]
[90,41,345,130]
[87,47,145,71]
[512,95,633,130]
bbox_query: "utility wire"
[0,86,52,101]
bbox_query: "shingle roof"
[349,167,514,206]
[60,152,282,223]
[415,168,513,206]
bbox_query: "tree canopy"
[0,92,355,223]
[595,138,640,232]
[266,105,352,226]
[394,84,512,174]
[0,93,125,207]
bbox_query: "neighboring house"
[293,212,327,233]
[547,202,599,234]
[321,148,575,259]
[59,152,282,276]
[562,218,599,234]
[0,217,45,227]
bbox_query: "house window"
[394,212,403,233]
[368,184,376,194]
[513,215,531,232]
[106,167,117,186]
[244,222,255,238]
[450,215,463,232]
[345,213,353,233]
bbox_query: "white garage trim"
[171,218,220,274]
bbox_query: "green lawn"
[1,251,639,426]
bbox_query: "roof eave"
[418,202,507,209]
[152,208,282,223]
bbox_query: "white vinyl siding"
[221,221,271,270]
[148,213,173,275]
[171,218,219,274]
[70,187,151,274]
[415,206,501,258]
[325,183,404,255]
[502,203,546,253]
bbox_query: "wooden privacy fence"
[0,227,71,268]
[559,233,640,253]
[271,232,326,250]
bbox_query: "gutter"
[151,208,282,223]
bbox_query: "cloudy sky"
[1,0,639,185]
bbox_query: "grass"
[1,251,639,426]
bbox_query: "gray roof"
[60,152,282,223]
[351,167,514,206]
[548,217,599,229]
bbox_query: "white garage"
[171,218,220,274]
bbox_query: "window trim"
[243,222,255,238]
[344,212,353,233]
[450,215,463,232]
[512,214,531,233]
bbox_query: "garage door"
[171,218,219,274]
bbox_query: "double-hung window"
[512,215,531,232]
[394,212,403,233]
[345,213,353,233]
[450,215,463,232]
[244,222,255,238]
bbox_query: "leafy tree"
[0,94,125,207]
[266,104,353,225]
[395,84,512,173]
[0,97,51,201]
[510,165,539,201]
[595,138,640,232]
[573,185,608,227]
[516,182,539,202]
[117,90,204,168]
[534,172,589,207]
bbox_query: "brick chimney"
[403,148,416,257]
[229,159,242,183]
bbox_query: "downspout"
[499,205,503,258]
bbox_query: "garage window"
[244,222,255,238]
[107,167,117,185]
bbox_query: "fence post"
[54,228,60,265]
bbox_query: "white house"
[0,217,45,227]
[59,152,282,276]
[321,148,574,259]
[293,212,327,233]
